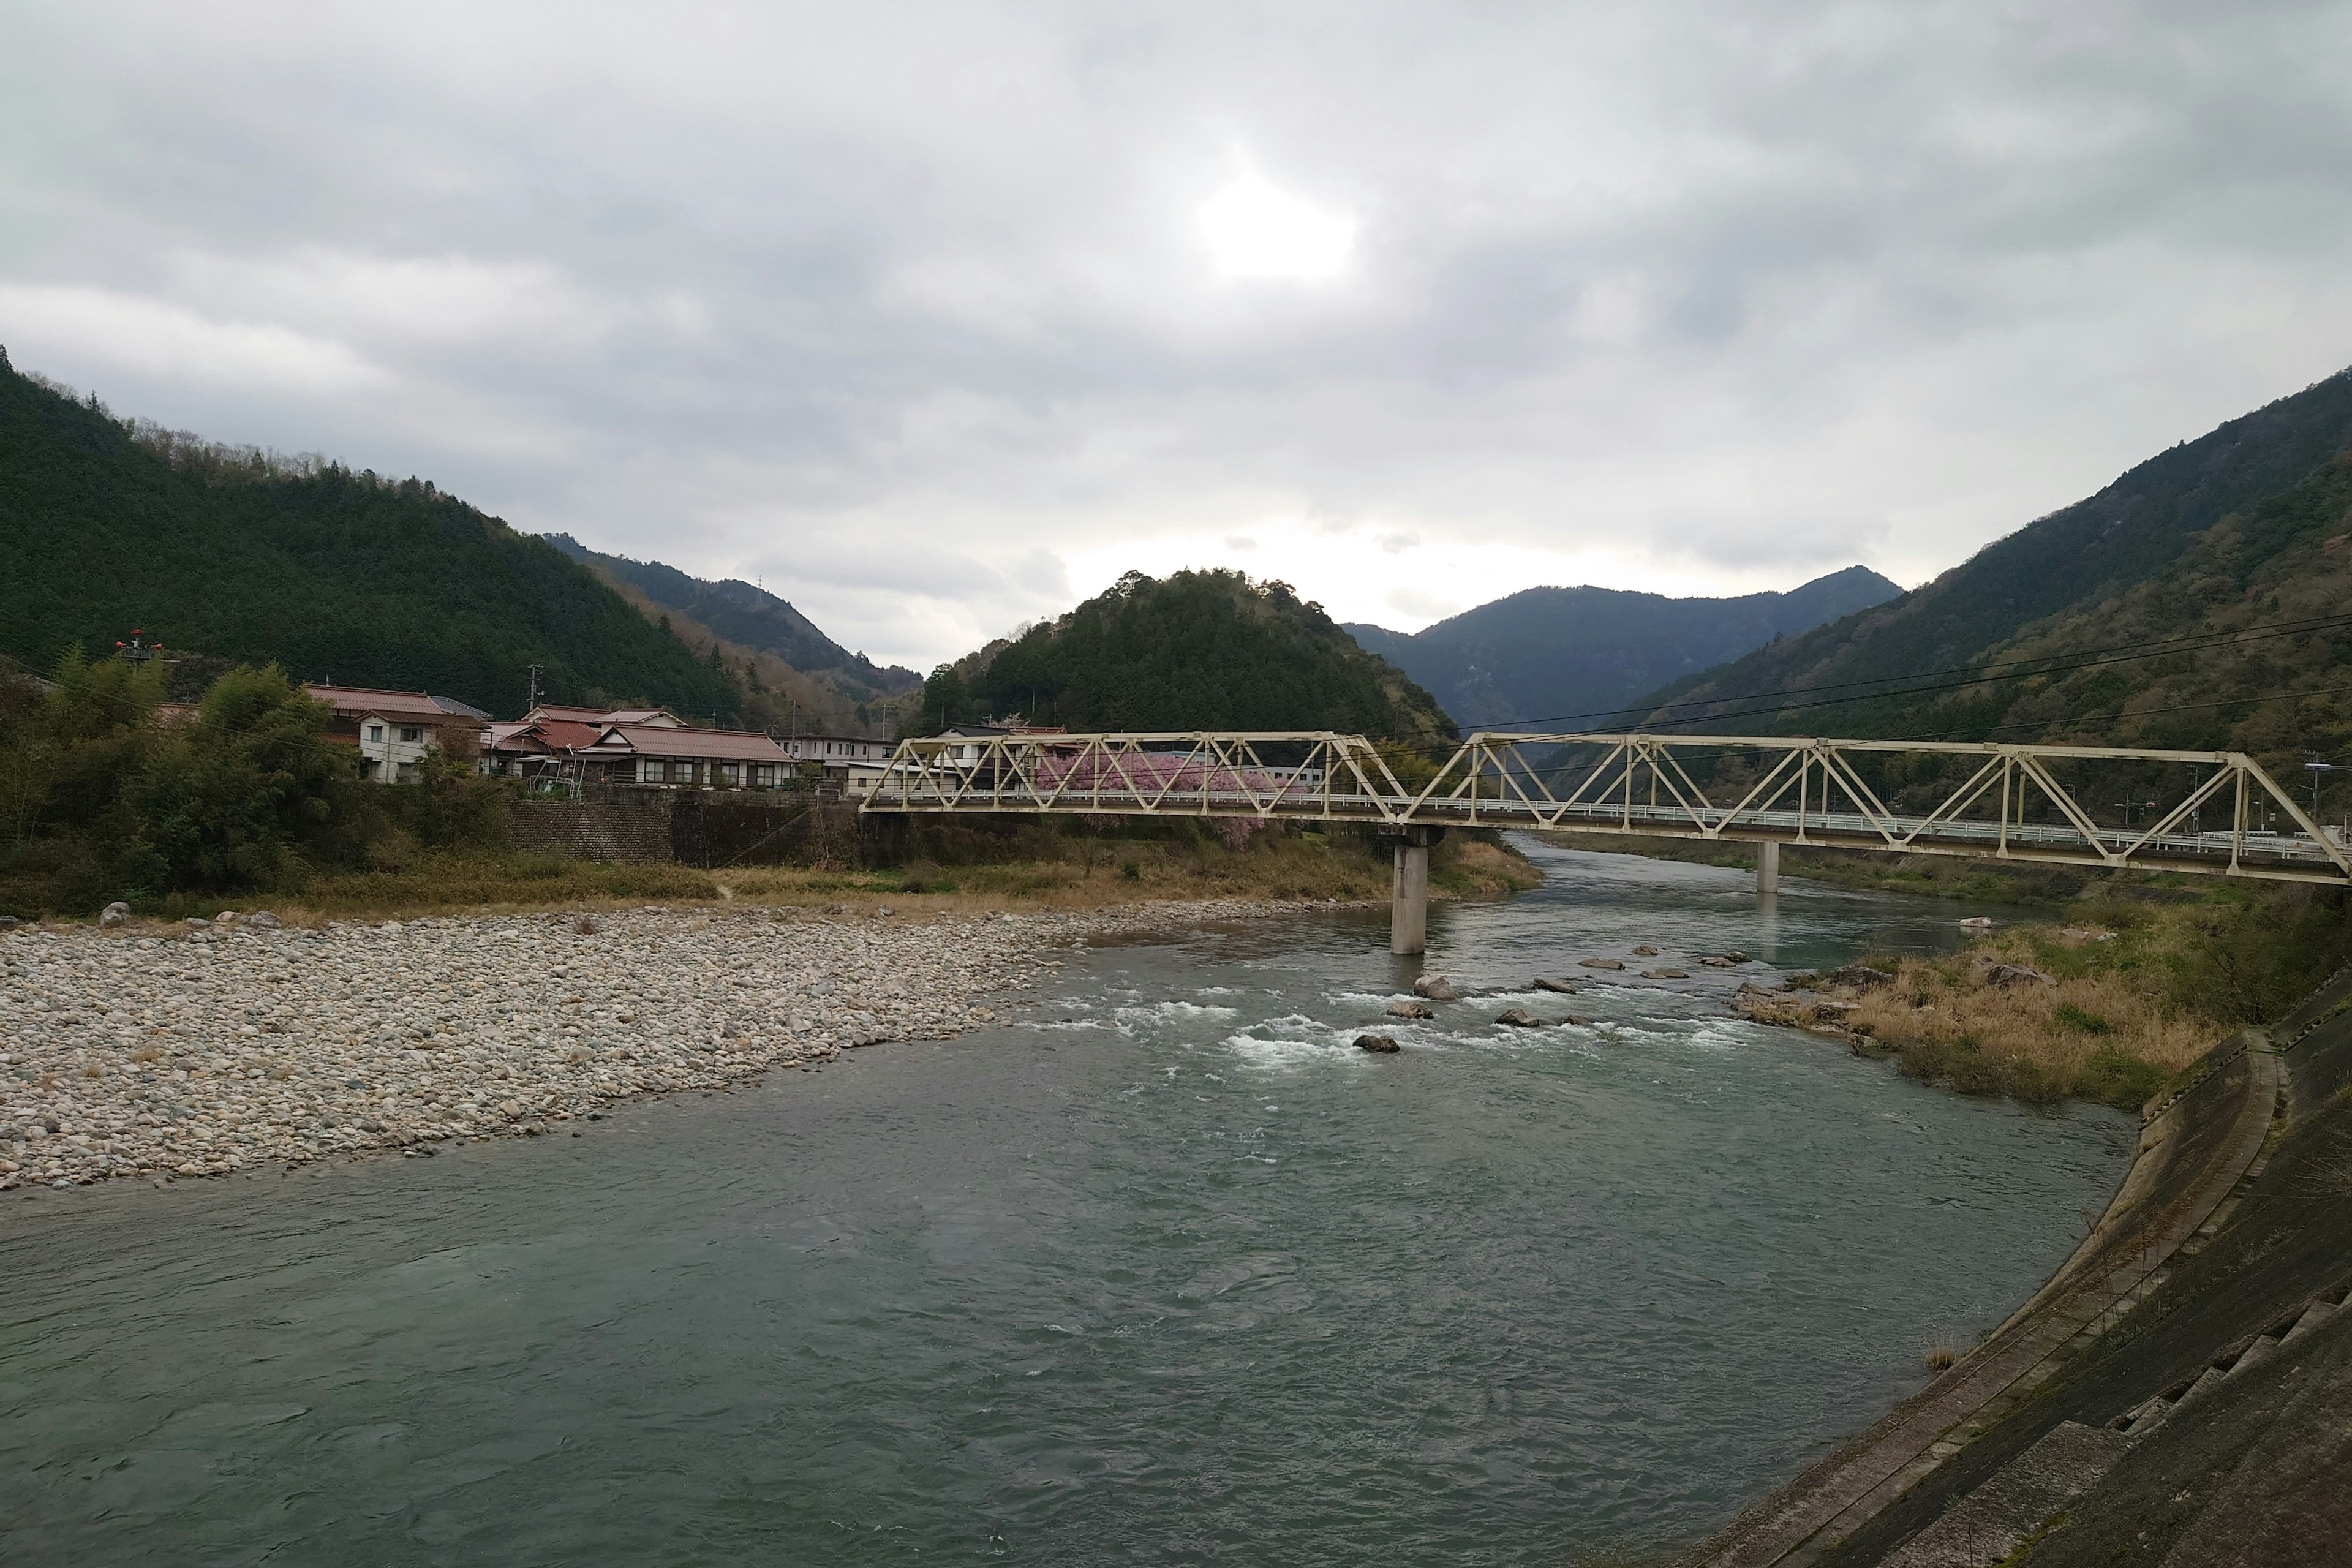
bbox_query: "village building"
[786,733,895,783]
[575,723,793,787]
[307,685,492,783]
[483,707,792,789]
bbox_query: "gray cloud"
[7,1,2352,665]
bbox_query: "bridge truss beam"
[861,731,2352,887]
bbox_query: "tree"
[126,667,353,892]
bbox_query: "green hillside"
[1647,365,2352,773]
[545,533,920,702]
[1876,456,2352,771]
[921,569,1458,747]
[0,348,737,720]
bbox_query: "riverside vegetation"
[0,645,1537,923]
[1738,888,2348,1109]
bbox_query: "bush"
[124,666,353,892]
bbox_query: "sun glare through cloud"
[1198,175,1355,279]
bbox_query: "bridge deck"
[858,731,2352,886]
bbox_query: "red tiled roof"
[487,719,608,755]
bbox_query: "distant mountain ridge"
[1346,566,1901,729]
[545,534,920,703]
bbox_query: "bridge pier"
[1390,825,1446,956]
[1756,840,1779,895]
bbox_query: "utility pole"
[526,663,542,716]
[2308,762,2342,832]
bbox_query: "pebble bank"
[0,899,1320,1192]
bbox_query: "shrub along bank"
[0,652,516,918]
[1761,891,2350,1110]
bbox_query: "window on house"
[717,762,741,785]
[399,726,422,743]
[366,725,383,742]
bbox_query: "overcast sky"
[8,2,2352,669]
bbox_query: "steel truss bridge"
[860,730,2351,950]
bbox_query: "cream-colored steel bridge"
[859,731,2352,952]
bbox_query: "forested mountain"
[0,348,736,720]
[1648,365,2352,770]
[545,534,919,703]
[1898,455,2352,763]
[921,569,1457,747]
[1346,565,1898,728]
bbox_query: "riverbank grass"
[109,826,1540,925]
[1825,897,2345,1109]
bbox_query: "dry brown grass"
[1853,950,2208,1080]
[1839,929,2216,1108]
[55,830,1542,928]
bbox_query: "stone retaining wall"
[506,791,867,868]
[507,796,677,864]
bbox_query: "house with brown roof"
[576,723,793,788]
[519,703,685,729]
[307,685,491,783]
[484,709,793,789]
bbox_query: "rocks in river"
[1641,968,1688,981]
[1825,963,1893,990]
[1959,916,1994,930]
[8,895,1290,1193]
[1970,957,2052,989]
[1559,1014,1595,1028]
[1577,957,1624,971]
[1531,977,1578,994]
[1632,944,1659,957]
[1494,1008,1540,1027]
[1699,956,1737,968]
[1354,1033,1401,1054]
[100,902,130,928]
[1386,999,1436,1020]
[1411,975,1457,1001]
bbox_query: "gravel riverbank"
[1,897,1332,1192]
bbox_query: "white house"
[309,685,491,783]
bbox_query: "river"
[0,840,2133,1565]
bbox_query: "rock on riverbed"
[0,900,1295,1191]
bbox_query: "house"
[786,733,896,781]
[307,685,492,783]
[482,717,609,782]
[483,705,788,787]
[521,703,685,729]
[573,723,793,788]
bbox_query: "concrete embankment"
[1688,962,2352,1567]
